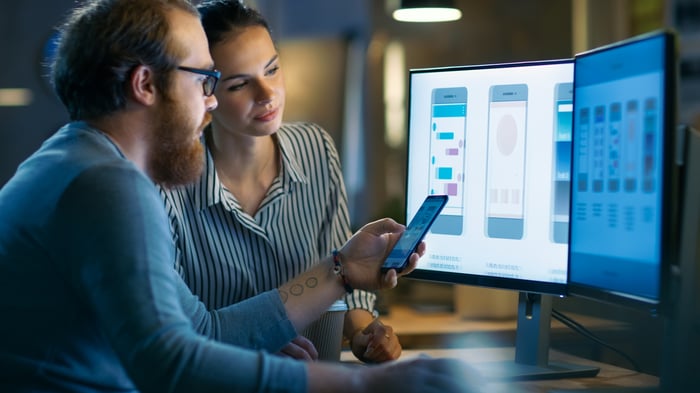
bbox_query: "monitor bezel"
[566,29,680,315]
[405,58,574,297]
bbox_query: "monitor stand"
[472,292,600,381]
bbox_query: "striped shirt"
[160,122,376,313]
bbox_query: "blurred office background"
[3,0,692,224]
[1,0,699,376]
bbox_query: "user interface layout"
[569,34,667,301]
[406,61,574,284]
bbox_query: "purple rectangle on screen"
[444,183,458,196]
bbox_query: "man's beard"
[148,94,209,188]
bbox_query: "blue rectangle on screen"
[436,167,453,180]
[433,104,466,117]
[437,132,455,140]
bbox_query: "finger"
[352,328,371,348]
[363,332,400,362]
[397,253,420,277]
[278,341,316,361]
[363,325,390,350]
[362,317,384,334]
[414,240,427,256]
[362,217,404,236]
[292,336,319,360]
[381,269,399,289]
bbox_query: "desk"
[379,305,626,350]
[341,347,659,393]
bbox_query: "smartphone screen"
[382,195,449,273]
[429,87,467,235]
[551,82,573,244]
[485,84,528,239]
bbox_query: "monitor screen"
[406,59,574,296]
[568,30,678,313]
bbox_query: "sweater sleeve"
[51,164,306,393]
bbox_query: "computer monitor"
[568,30,679,314]
[565,30,700,391]
[405,59,599,380]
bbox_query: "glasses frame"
[177,66,221,97]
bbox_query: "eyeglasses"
[177,66,221,97]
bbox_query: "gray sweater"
[0,122,305,393]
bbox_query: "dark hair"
[197,0,271,49]
[51,0,199,121]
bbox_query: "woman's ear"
[128,64,158,106]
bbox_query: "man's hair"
[51,0,199,121]
[197,0,272,49]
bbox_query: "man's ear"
[128,65,158,106]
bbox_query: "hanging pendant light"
[392,0,462,23]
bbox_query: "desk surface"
[341,347,659,393]
[378,304,626,350]
[381,304,623,335]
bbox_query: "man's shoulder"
[5,123,141,198]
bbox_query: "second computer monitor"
[568,30,679,313]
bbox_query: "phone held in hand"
[381,195,449,273]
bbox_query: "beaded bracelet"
[332,250,354,294]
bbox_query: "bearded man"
[0,1,483,392]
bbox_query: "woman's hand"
[349,318,401,363]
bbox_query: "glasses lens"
[203,76,218,96]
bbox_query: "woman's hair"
[197,0,272,48]
[51,0,199,121]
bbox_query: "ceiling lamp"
[392,0,462,23]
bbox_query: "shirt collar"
[276,129,308,185]
[196,127,309,212]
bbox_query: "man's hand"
[275,336,318,361]
[338,218,426,291]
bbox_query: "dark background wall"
[0,1,71,185]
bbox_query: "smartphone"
[429,87,467,235]
[484,84,528,240]
[551,82,573,244]
[381,195,449,273]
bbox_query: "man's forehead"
[167,8,213,67]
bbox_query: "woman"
[160,0,401,363]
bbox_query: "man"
[0,1,482,392]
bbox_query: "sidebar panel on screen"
[551,82,573,244]
[429,87,467,235]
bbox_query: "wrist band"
[332,250,354,294]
